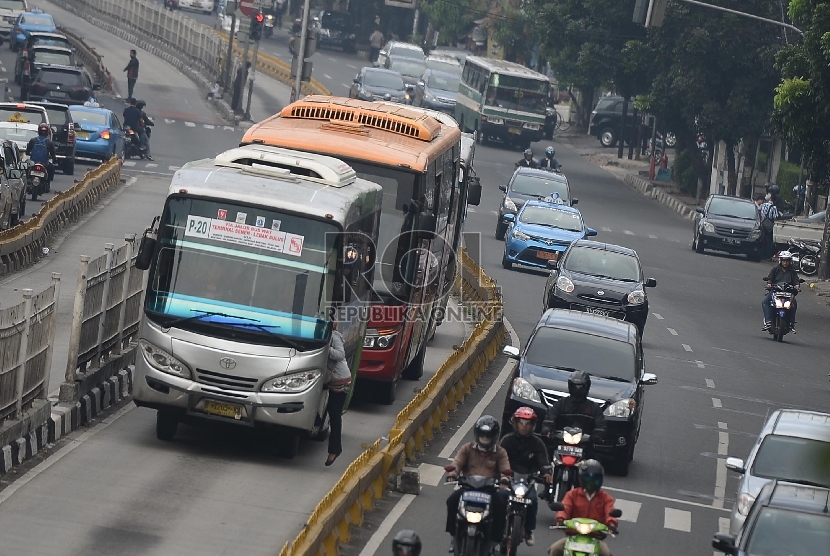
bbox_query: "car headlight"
[702,221,715,233]
[523,122,540,130]
[576,522,595,535]
[604,398,636,418]
[512,228,530,241]
[627,289,646,306]
[512,377,542,404]
[504,197,517,212]
[487,116,504,125]
[139,339,191,378]
[424,91,435,101]
[556,275,574,293]
[748,229,761,240]
[260,369,323,393]
[364,329,398,349]
[562,431,582,445]
[737,493,755,516]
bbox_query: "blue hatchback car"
[11,11,57,51]
[501,200,597,270]
[68,105,126,161]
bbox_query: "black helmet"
[136,99,146,110]
[579,459,604,494]
[523,148,533,159]
[766,183,780,197]
[568,371,591,401]
[473,415,500,451]
[392,529,421,556]
[545,146,555,158]
[37,123,50,137]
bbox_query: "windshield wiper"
[600,375,631,383]
[159,310,306,351]
[161,309,260,330]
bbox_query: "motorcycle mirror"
[762,277,769,281]
[444,465,455,472]
[502,469,513,476]
[548,501,565,512]
[609,509,623,518]
[799,278,805,283]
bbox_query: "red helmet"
[37,123,50,137]
[511,406,537,427]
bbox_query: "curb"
[624,173,697,221]
[0,366,134,475]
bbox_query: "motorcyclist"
[392,529,421,556]
[499,407,552,547]
[446,415,510,552]
[516,148,538,169]
[122,98,152,161]
[538,146,561,171]
[548,460,618,556]
[25,123,57,183]
[136,99,155,141]
[543,371,607,456]
[762,250,801,331]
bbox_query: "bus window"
[485,74,549,112]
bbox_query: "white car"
[0,102,49,150]
[773,211,826,249]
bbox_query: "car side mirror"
[547,259,559,269]
[467,176,481,206]
[645,277,657,288]
[498,185,507,192]
[353,77,360,83]
[405,85,415,93]
[640,373,657,385]
[696,207,705,214]
[570,198,577,205]
[712,533,738,555]
[586,228,597,237]
[502,345,520,359]
[92,83,101,91]
[76,62,84,68]
[502,213,515,223]
[725,457,745,474]
[417,81,425,88]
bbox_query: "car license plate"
[557,445,583,456]
[30,171,46,177]
[203,399,243,419]
[50,91,67,98]
[76,131,89,139]
[724,238,740,245]
[509,496,532,505]
[508,127,522,135]
[585,306,611,317]
[567,542,597,553]
[537,251,559,260]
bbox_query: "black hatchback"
[496,167,576,240]
[542,240,656,334]
[693,195,763,261]
[501,309,657,475]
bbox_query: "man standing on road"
[124,50,139,102]
[759,194,780,260]
[369,28,384,63]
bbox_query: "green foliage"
[420,0,476,46]
[672,148,699,196]
[776,160,802,202]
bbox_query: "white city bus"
[132,145,382,458]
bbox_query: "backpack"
[30,136,49,164]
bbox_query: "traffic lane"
[0,307,468,556]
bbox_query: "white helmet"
[778,251,794,261]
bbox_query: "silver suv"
[725,409,830,533]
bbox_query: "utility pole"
[244,39,260,120]
[223,1,238,90]
[292,0,311,103]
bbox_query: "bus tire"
[156,410,178,441]
[401,344,426,380]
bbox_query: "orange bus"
[241,96,481,404]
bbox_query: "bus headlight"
[139,339,191,378]
[485,116,504,125]
[261,369,323,393]
[523,122,541,131]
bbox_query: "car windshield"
[745,508,830,556]
[510,175,569,200]
[0,107,46,124]
[525,327,637,382]
[32,37,71,48]
[564,247,641,282]
[752,435,830,486]
[708,197,758,219]
[21,14,54,26]
[364,71,404,90]
[389,59,427,78]
[41,107,68,126]
[36,70,81,86]
[34,51,73,67]
[0,0,26,9]
[595,98,620,111]
[427,59,461,75]
[69,109,107,125]
[0,125,37,143]
[520,206,582,232]
[321,12,350,29]
[389,45,423,59]
[427,74,459,92]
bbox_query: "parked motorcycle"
[446,468,500,556]
[763,278,803,342]
[542,425,591,506]
[501,473,543,556]
[124,126,146,160]
[550,502,622,556]
[27,161,50,201]
[785,237,820,276]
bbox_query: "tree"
[420,0,478,47]
[771,0,830,277]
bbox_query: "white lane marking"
[712,398,722,408]
[223,126,234,131]
[614,499,641,523]
[419,463,447,487]
[664,507,692,532]
[467,207,476,213]
[327,57,336,63]
[122,160,136,166]
[706,379,715,389]
[358,494,417,556]
[164,118,175,124]
[185,121,195,127]
[718,517,730,533]
[145,163,158,168]
[168,165,181,171]
[0,67,6,73]
[603,486,730,512]
[601,226,612,232]
[669,238,681,242]
[490,210,498,215]
[341,83,350,90]
[682,344,693,352]
[347,64,357,69]
[203,124,214,129]
[624,230,635,235]
[324,73,332,79]
[439,317,519,459]
[649,234,658,239]
[714,424,729,509]
[653,313,664,320]
[0,405,135,506]
[696,360,706,368]
[667,328,678,336]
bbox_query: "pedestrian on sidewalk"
[231,62,250,112]
[369,28,384,63]
[323,322,351,466]
[123,50,139,102]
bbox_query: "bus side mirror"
[467,176,482,206]
[416,212,437,239]
[135,232,157,271]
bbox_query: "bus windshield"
[485,74,548,113]
[145,197,339,347]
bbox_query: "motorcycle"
[27,161,50,201]
[446,467,500,556]
[164,0,178,10]
[501,473,543,556]
[785,237,820,276]
[542,425,591,506]
[123,126,146,160]
[264,14,275,38]
[764,278,803,342]
[549,501,622,556]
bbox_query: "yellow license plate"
[537,251,559,260]
[508,127,522,135]
[76,131,89,139]
[203,399,243,419]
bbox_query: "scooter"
[501,473,543,556]
[542,425,591,506]
[124,126,146,160]
[27,160,50,201]
[264,14,275,38]
[446,467,501,556]
[549,502,622,556]
[764,277,803,342]
[785,237,820,276]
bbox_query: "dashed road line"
[341,83,350,90]
[601,226,612,232]
[696,360,706,368]
[223,126,234,131]
[324,73,332,79]
[169,165,181,171]
[614,499,642,522]
[467,207,476,213]
[706,378,715,389]
[347,64,357,70]
[712,398,722,408]
[145,163,158,168]
[664,507,692,532]
[603,486,730,512]
[624,230,635,235]
[490,210,498,215]
[718,517,730,533]
[203,124,214,129]
[164,118,175,124]
[714,423,729,509]
[653,313,664,319]
[122,160,136,166]
[682,344,693,352]
[185,121,195,127]
[667,327,678,336]
[669,238,681,242]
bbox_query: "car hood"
[741,473,772,500]
[362,84,406,97]
[425,88,457,102]
[704,214,758,230]
[521,362,636,406]
[516,222,584,243]
[562,269,642,298]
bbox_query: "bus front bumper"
[481,122,542,145]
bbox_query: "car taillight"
[100,130,110,140]
[23,61,30,75]
[15,26,22,34]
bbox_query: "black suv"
[25,101,76,175]
[501,309,657,475]
[26,65,99,106]
[496,167,576,239]
[19,45,76,87]
[588,96,649,148]
[14,32,73,84]
[311,10,356,53]
[693,194,762,261]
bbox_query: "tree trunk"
[617,96,629,159]
[818,200,830,279]
[572,88,593,133]
[726,141,738,196]
[741,135,759,199]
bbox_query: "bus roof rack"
[214,144,357,188]
[280,96,442,142]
